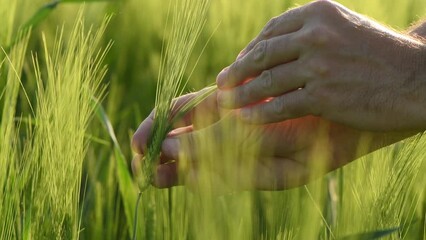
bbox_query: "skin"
[132,91,416,190]
[132,0,426,190]
[216,0,426,131]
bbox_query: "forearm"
[410,21,426,130]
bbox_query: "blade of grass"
[0,29,30,240]
[338,227,399,240]
[92,97,138,237]
[304,186,335,239]
[19,1,60,34]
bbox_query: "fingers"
[131,92,196,155]
[132,88,219,155]
[138,157,311,190]
[217,61,307,109]
[131,110,155,155]
[171,87,220,128]
[161,128,200,162]
[153,162,179,188]
[161,137,182,160]
[217,34,301,89]
[168,91,200,128]
[132,155,181,188]
[132,126,308,190]
[239,89,312,124]
[236,1,347,60]
[167,125,194,138]
[188,88,221,129]
[237,7,306,60]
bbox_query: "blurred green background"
[1,0,426,239]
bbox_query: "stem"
[132,192,143,240]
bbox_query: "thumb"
[162,137,182,160]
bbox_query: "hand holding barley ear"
[132,89,416,190]
[132,0,426,190]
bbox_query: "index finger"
[237,6,306,60]
[131,92,198,154]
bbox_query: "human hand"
[132,89,223,188]
[132,89,415,190]
[216,0,426,132]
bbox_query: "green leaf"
[92,97,138,237]
[19,1,59,34]
[338,227,399,240]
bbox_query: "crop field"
[1,0,426,239]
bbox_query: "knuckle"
[309,0,337,14]
[260,70,273,91]
[252,40,268,68]
[272,98,286,117]
[307,58,330,77]
[301,25,331,47]
[262,17,278,38]
[312,26,331,45]
[239,72,271,104]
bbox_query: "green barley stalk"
[337,227,399,240]
[0,32,31,240]
[30,10,110,238]
[133,1,215,238]
[137,0,214,192]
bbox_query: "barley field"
[1,0,425,239]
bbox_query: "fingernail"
[162,138,180,159]
[240,108,252,121]
[216,67,229,88]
